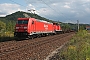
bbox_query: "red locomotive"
[14,18,62,39]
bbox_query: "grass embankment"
[0,31,14,42]
[60,30,90,60]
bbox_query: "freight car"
[14,18,62,39]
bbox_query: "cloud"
[0,0,90,23]
[24,0,89,24]
[85,8,90,13]
[64,5,70,8]
[0,3,23,17]
[26,4,35,10]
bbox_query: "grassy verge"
[59,30,90,60]
[0,31,14,42]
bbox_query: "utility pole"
[77,20,79,32]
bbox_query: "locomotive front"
[14,18,29,37]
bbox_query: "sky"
[0,0,90,24]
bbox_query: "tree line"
[0,20,15,32]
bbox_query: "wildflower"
[86,58,90,60]
[69,45,76,50]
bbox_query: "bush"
[59,30,90,60]
[0,31,14,42]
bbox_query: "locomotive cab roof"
[18,18,30,20]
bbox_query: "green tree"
[79,25,86,30]
[0,21,6,31]
[61,23,71,31]
[6,21,15,32]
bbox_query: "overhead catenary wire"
[9,0,69,21]
[40,0,89,23]
[9,0,26,7]
[24,0,60,21]
[39,0,80,24]
[8,0,87,23]
[38,0,70,22]
[8,0,36,17]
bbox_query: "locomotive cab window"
[17,20,28,24]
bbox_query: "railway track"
[0,33,69,54]
[0,32,74,60]
[0,34,65,54]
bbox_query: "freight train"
[14,18,63,39]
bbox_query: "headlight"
[16,27,19,29]
[24,27,27,29]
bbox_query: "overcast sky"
[0,0,90,24]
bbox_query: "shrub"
[59,30,90,60]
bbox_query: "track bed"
[0,32,75,60]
